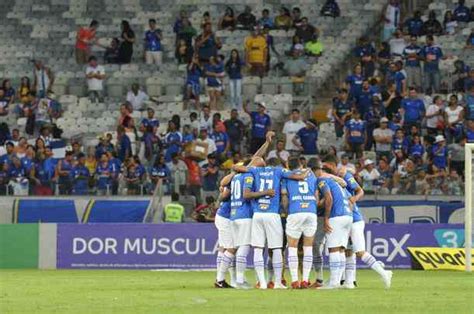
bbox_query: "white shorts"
[145,51,162,65]
[207,85,223,92]
[286,212,317,239]
[349,220,366,253]
[251,213,283,249]
[215,215,234,249]
[325,216,352,249]
[231,218,252,247]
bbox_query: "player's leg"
[251,213,267,289]
[215,216,235,287]
[301,213,317,288]
[312,216,325,284]
[344,247,357,288]
[285,213,302,288]
[319,216,347,289]
[233,219,252,289]
[353,220,393,289]
[267,213,286,289]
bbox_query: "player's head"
[287,157,300,170]
[322,154,338,174]
[307,157,322,172]
[266,157,280,167]
[249,156,266,167]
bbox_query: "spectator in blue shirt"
[356,79,374,117]
[386,62,406,95]
[144,19,162,67]
[431,135,448,170]
[401,87,425,130]
[409,135,425,164]
[225,49,243,110]
[293,119,318,156]
[345,64,364,100]
[244,101,271,153]
[185,55,203,109]
[201,153,219,192]
[403,36,422,90]
[95,153,112,195]
[353,37,376,78]
[205,55,224,110]
[421,35,444,93]
[164,120,183,163]
[344,110,366,158]
[258,9,274,28]
[392,129,409,154]
[320,0,340,18]
[454,0,471,23]
[403,11,424,36]
[116,126,132,162]
[210,123,229,161]
[332,88,353,138]
[70,153,90,195]
[149,154,170,194]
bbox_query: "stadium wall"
[0,222,465,270]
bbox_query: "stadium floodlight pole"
[465,144,473,272]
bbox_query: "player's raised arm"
[218,186,231,202]
[219,172,235,187]
[320,172,347,188]
[252,131,275,159]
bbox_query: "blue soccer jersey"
[343,172,363,222]
[317,177,352,218]
[248,166,293,214]
[284,171,317,215]
[216,200,231,219]
[230,173,254,221]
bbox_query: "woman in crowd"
[218,7,237,30]
[225,49,243,110]
[205,56,224,110]
[118,20,135,64]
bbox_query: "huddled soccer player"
[213,132,393,290]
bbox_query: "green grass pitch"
[0,270,472,313]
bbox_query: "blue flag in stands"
[14,199,78,223]
[82,200,149,223]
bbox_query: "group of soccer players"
[214,131,393,290]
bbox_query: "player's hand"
[265,131,275,142]
[324,219,332,233]
[266,189,275,197]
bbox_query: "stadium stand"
[0,0,472,222]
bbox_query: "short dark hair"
[267,157,280,167]
[90,20,99,27]
[307,158,321,171]
[149,18,156,23]
[288,157,300,170]
[171,192,180,202]
[190,112,197,118]
[322,154,337,166]
[205,196,215,204]
[88,56,97,62]
[291,108,300,114]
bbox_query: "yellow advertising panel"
[407,247,474,271]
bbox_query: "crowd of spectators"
[0,1,473,207]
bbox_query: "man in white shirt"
[382,0,401,41]
[199,105,213,134]
[373,117,394,160]
[359,159,380,192]
[196,128,217,156]
[282,109,306,153]
[425,95,444,135]
[337,154,356,173]
[389,29,406,56]
[267,139,290,164]
[85,56,105,103]
[126,83,150,111]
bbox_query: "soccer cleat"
[273,282,288,289]
[267,281,275,289]
[235,281,252,290]
[281,278,287,286]
[342,282,356,289]
[255,281,260,289]
[290,281,301,289]
[317,284,339,290]
[309,280,323,289]
[382,270,393,289]
[214,280,232,288]
[300,281,310,289]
